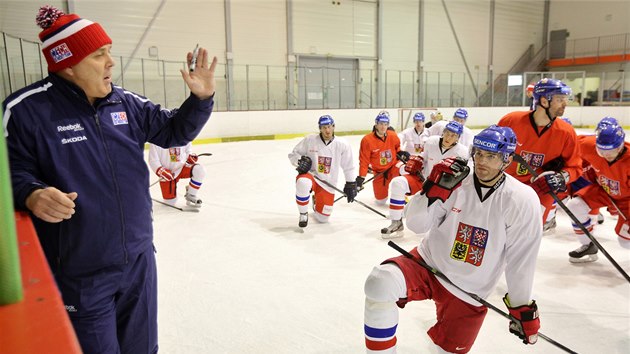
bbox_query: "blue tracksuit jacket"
[3,73,213,275]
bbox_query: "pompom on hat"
[36,5,112,72]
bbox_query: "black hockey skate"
[298,213,308,228]
[597,212,604,224]
[381,219,403,239]
[569,242,598,263]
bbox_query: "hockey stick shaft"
[387,241,577,354]
[151,198,184,211]
[513,154,630,283]
[334,167,393,203]
[312,174,387,218]
[602,192,628,221]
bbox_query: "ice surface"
[150,130,630,353]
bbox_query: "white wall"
[549,0,630,39]
[198,106,630,140]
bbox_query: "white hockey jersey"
[425,120,474,148]
[148,142,193,177]
[420,135,469,177]
[398,126,428,155]
[288,134,356,194]
[404,172,542,307]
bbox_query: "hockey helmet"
[533,78,572,107]
[453,108,468,120]
[375,110,390,124]
[444,121,464,136]
[413,112,425,122]
[595,116,619,133]
[318,114,334,127]
[596,124,625,151]
[472,126,515,163]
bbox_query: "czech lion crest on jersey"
[450,222,488,267]
[379,150,393,166]
[516,151,544,176]
[317,156,332,174]
[598,175,620,196]
[168,147,181,162]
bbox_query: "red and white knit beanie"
[36,5,112,72]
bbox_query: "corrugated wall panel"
[293,0,375,58]
[381,0,419,70]
[0,1,66,41]
[550,0,630,39]
[231,0,286,65]
[352,1,377,58]
[423,0,490,73]
[493,0,545,74]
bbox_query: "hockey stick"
[601,190,628,221]
[151,198,200,213]
[311,174,387,218]
[334,166,394,203]
[387,241,578,354]
[513,154,630,283]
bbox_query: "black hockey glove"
[296,155,312,175]
[531,171,567,197]
[396,150,411,163]
[541,157,564,172]
[355,176,365,189]
[343,181,358,203]
[422,157,469,205]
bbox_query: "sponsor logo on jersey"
[65,304,78,312]
[451,207,461,213]
[50,43,72,63]
[57,123,84,132]
[598,175,620,196]
[61,136,87,144]
[317,156,332,174]
[516,151,544,176]
[450,222,488,267]
[111,111,129,125]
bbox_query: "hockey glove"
[355,176,365,189]
[296,155,312,175]
[396,150,411,163]
[404,156,424,178]
[422,156,469,204]
[186,153,199,165]
[343,181,358,203]
[540,156,564,172]
[503,294,540,345]
[531,171,567,197]
[156,167,175,181]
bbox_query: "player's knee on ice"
[364,263,406,302]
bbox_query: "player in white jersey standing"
[425,108,474,148]
[148,142,206,207]
[381,121,468,238]
[398,112,428,156]
[364,126,543,353]
[289,115,357,227]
